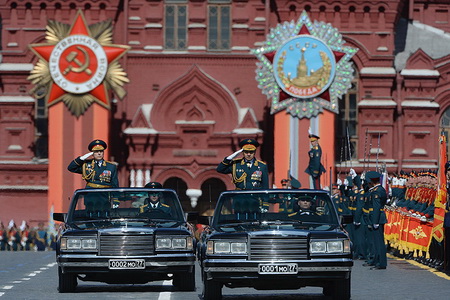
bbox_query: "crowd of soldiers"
[332,169,388,270]
[333,168,449,273]
[0,220,57,251]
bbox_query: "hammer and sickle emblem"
[63,46,92,75]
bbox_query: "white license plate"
[108,259,145,270]
[258,263,298,274]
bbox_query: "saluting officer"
[68,139,119,188]
[217,139,269,190]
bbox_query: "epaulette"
[288,212,297,217]
[256,160,267,165]
[106,161,119,166]
[139,204,148,213]
[161,203,170,208]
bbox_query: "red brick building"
[1,0,450,225]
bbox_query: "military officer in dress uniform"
[217,138,269,190]
[68,140,119,214]
[305,132,326,189]
[68,139,119,188]
[288,195,319,220]
[139,189,171,215]
[365,171,388,270]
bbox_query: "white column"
[130,169,136,187]
[145,169,151,185]
[186,189,202,208]
[136,169,144,187]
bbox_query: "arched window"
[163,177,190,212]
[335,71,359,163]
[198,178,227,215]
[440,106,450,158]
[34,87,48,159]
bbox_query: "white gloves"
[420,216,427,222]
[80,152,94,160]
[373,224,379,229]
[349,168,357,178]
[337,178,342,186]
[226,149,243,160]
[344,179,349,186]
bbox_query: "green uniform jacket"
[68,157,119,188]
[369,184,388,225]
[217,157,269,190]
[304,145,326,178]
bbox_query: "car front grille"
[99,233,154,256]
[249,235,308,261]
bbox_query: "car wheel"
[173,266,196,291]
[202,270,222,300]
[57,266,77,293]
[325,277,350,300]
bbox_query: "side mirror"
[53,213,66,222]
[186,212,199,222]
[198,215,212,226]
[340,214,353,224]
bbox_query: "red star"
[29,10,128,109]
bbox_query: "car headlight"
[214,242,231,253]
[310,240,350,254]
[206,241,247,255]
[60,237,97,250]
[81,239,97,250]
[156,236,193,250]
[156,237,172,249]
[67,238,82,249]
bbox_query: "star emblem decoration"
[252,11,358,119]
[28,10,130,117]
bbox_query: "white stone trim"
[0,96,35,103]
[0,63,34,71]
[400,69,440,76]
[401,100,439,108]
[123,128,159,134]
[360,67,396,75]
[358,100,397,107]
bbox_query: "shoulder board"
[288,212,297,217]
[106,161,119,166]
[256,160,266,165]
[233,158,243,163]
[161,203,170,207]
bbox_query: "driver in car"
[140,191,171,215]
[288,195,318,218]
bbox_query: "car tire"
[57,266,77,293]
[202,270,222,300]
[324,276,351,300]
[173,266,196,291]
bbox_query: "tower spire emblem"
[252,11,358,119]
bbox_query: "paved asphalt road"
[1,252,450,300]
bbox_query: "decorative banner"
[431,135,448,242]
[385,209,433,255]
[28,10,130,117]
[252,11,358,119]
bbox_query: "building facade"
[1,0,450,224]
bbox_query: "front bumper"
[58,253,195,273]
[202,258,352,282]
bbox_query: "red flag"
[431,135,448,242]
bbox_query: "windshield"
[68,189,185,229]
[214,191,339,231]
